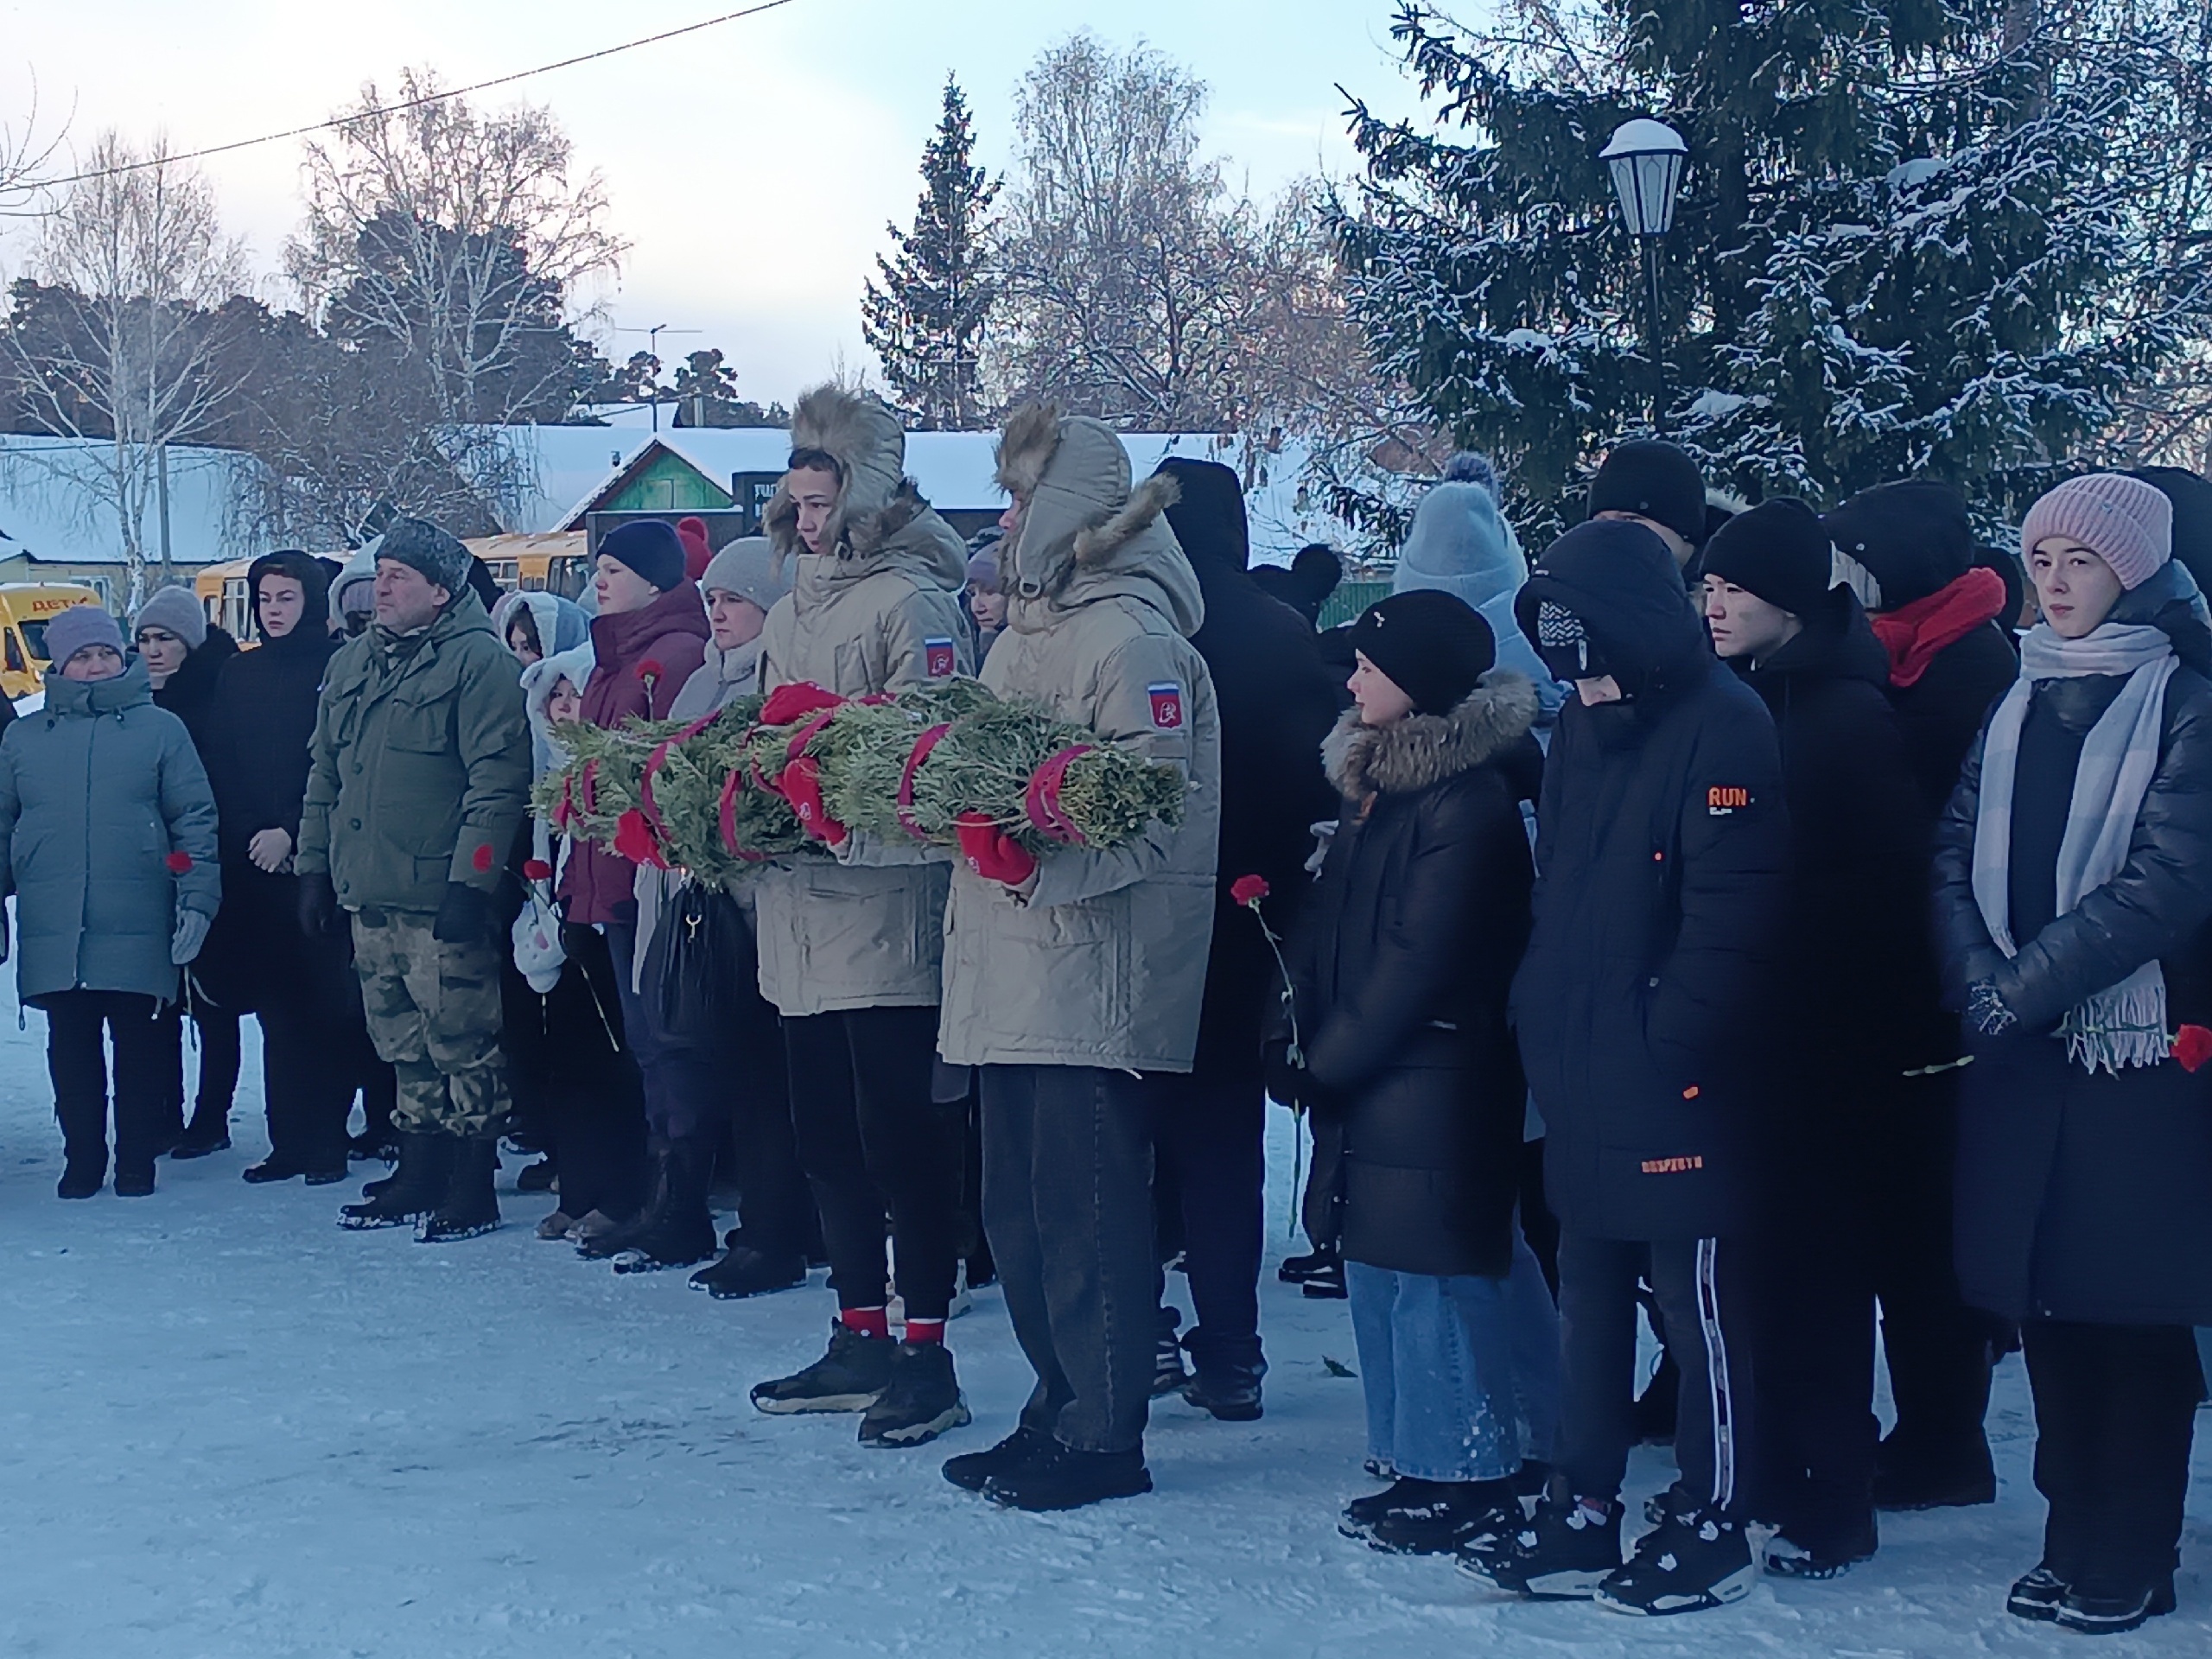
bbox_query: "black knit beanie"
[1587,440,1708,547]
[1820,480,1973,610]
[597,519,687,593]
[1347,589,1497,715]
[1698,498,1834,618]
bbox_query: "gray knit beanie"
[134,585,207,651]
[700,536,791,614]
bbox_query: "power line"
[37,0,803,188]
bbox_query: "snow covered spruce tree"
[862,75,1001,431]
[1332,2,2212,532]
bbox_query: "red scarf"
[1870,567,2009,689]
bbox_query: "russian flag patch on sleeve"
[1147,682,1185,730]
[925,637,957,677]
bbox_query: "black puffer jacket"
[150,627,239,761]
[1734,587,1948,1084]
[1156,458,1343,1082]
[1510,522,1789,1242]
[1933,588,2212,1325]
[1287,674,1539,1278]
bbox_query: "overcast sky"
[0,0,1434,402]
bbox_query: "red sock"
[905,1318,946,1345]
[840,1306,890,1339]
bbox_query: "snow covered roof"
[493,424,1350,563]
[0,435,269,567]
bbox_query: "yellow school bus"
[0,583,105,699]
[194,557,257,641]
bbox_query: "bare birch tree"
[2,130,251,612]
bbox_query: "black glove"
[297,872,337,938]
[432,882,496,947]
[1967,977,2018,1039]
[1263,1038,1305,1110]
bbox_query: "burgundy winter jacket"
[558,580,710,925]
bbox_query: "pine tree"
[1332,3,2212,535]
[863,75,1001,430]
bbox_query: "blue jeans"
[1347,1231,1560,1483]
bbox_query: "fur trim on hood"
[993,406,1201,634]
[761,385,937,566]
[1323,671,1539,799]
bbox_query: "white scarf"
[1971,621,2179,1073]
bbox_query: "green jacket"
[0,659,219,1006]
[297,592,529,915]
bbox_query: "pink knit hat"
[2020,473,2174,590]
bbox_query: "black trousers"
[537,927,649,1221]
[1149,1070,1266,1372]
[715,941,813,1258]
[157,1003,241,1141]
[259,930,358,1167]
[1866,1071,1996,1466]
[984,1063,1157,1454]
[2024,1319,2202,1598]
[784,1006,960,1322]
[47,991,174,1177]
[1559,1232,1756,1516]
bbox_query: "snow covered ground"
[2,988,2209,1658]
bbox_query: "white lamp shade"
[1601,118,1688,237]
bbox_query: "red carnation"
[2174,1024,2212,1073]
[1230,874,1270,909]
[522,858,554,882]
[164,851,194,875]
[471,843,494,874]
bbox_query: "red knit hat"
[676,516,713,582]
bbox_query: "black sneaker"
[751,1322,896,1414]
[1460,1495,1623,1599]
[1183,1360,1264,1422]
[690,1246,808,1300]
[944,1426,1049,1492]
[244,1152,314,1184]
[1300,1259,1347,1299]
[1279,1243,1340,1284]
[113,1165,156,1198]
[858,1342,971,1448]
[169,1115,231,1159]
[2053,1577,2177,1635]
[340,1134,444,1229]
[1346,1478,1520,1556]
[1594,1506,1757,1616]
[983,1440,1152,1511]
[2005,1563,2069,1623]
[1340,1477,1427,1542]
[1764,1516,1878,1580]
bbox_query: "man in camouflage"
[296,518,530,1241]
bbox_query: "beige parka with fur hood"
[937,410,1222,1073]
[753,386,975,1015]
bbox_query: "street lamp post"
[1600,118,1689,434]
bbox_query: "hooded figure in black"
[1148,456,1342,1414]
[1474,519,1787,1614]
[200,552,359,1180]
[135,588,241,1157]
[1700,499,1957,1574]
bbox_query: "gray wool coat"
[0,659,219,1006]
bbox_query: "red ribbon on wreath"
[895,722,954,840]
[1024,744,1095,846]
[638,715,718,849]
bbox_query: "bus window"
[4,631,22,673]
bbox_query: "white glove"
[171,909,211,966]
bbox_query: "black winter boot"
[752,1321,897,1414]
[339,1132,444,1229]
[611,1139,718,1274]
[578,1135,672,1260]
[858,1341,971,1448]
[690,1244,809,1300]
[982,1440,1152,1511]
[169,1109,231,1159]
[418,1136,500,1243]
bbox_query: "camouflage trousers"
[349,908,510,1138]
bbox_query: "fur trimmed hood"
[994,406,1204,639]
[1323,671,1539,799]
[762,385,967,590]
